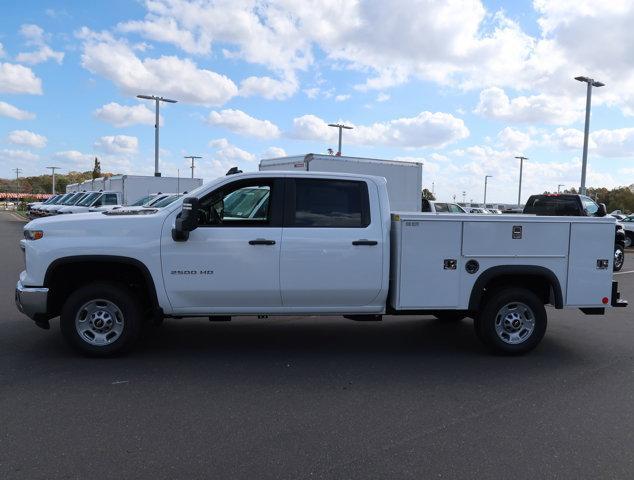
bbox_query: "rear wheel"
[60,282,143,357]
[475,287,547,355]
[625,232,633,249]
[614,244,625,272]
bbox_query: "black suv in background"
[523,194,626,271]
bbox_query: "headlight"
[24,229,44,240]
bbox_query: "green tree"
[92,157,101,179]
[422,188,436,201]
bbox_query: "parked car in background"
[467,207,487,214]
[421,199,466,213]
[618,216,634,247]
[523,193,626,271]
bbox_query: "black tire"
[60,282,143,357]
[474,287,547,355]
[434,312,467,322]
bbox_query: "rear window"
[523,196,580,216]
[287,179,370,228]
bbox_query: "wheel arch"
[468,265,563,312]
[44,255,160,317]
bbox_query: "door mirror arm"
[172,197,200,242]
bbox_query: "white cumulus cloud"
[94,102,157,127]
[0,101,35,120]
[0,62,42,94]
[94,135,139,155]
[209,138,256,163]
[78,28,238,106]
[207,109,280,139]
[7,130,47,149]
[16,24,64,65]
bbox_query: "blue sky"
[1,0,633,203]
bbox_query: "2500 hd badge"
[170,270,214,275]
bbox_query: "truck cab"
[58,191,121,214]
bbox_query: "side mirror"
[598,203,607,217]
[172,197,200,241]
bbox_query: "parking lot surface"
[1,211,633,479]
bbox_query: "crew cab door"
[279,178,383,307]
[161,178,283,311]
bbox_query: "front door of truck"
[161,178,283,311]
[279,178,383,308]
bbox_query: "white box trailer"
[66,183,79,193]
[107,175,203,205]
[259,154,423,212]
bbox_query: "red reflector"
[602,297,609,304]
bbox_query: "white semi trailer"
[259,154,423,212]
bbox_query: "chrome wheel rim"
[615,248,624,269]
[75,299,124,346]
[494,302,535,345]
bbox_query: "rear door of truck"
[566,220,614,306]
[279,177,383,307]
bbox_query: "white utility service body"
[15,171,626,356]
[260,154,422,212]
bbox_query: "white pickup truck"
[16,171,627,356]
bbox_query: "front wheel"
[614,244,625,272]
[60,282,143,357]
[474,287,547,355]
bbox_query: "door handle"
[352,239,378,246]
[249,239,276,245]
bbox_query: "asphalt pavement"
[1,211,633,479]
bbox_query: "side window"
[288,179,369,228]
[435,203,449,213]
[448,204,463,213]
[198,181,273,227]
[104,194,118,205]
[581,197,599,216]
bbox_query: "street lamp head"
[574,76,605,88]
[592,81,605,88]
[160,97,178,103]
[137,94,155,100]
[574,76,590,83]
[328,123,353,129]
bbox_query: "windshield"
[146,195,170,206]
[61,192,83,205]
[53,193,73,205]
[77,192,101,206]
[151,194,181,208]
[43,195,59,204]
[131,195,155,206]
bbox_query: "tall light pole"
[574,76,604,195]
[483,175,492,205]
[46,166,60,194]
[462,191,466,203]
[184,155,202,179]
[137,94,178,177]
[515,156,527,207]
[327,123,353,156]
[558,184,565,193]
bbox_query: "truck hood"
[25,209,165,232]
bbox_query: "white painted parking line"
[614,270,634,275]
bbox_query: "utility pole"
[515,156,527,207]
[184,155,202,179]
[484,175,492,205]
[327,123,353,155]
[46,166,60,194]
[558,184,565,193]
[137,94,178,177]
[14,168,22,201]
[462,191,466,203]
[574,76,604,195]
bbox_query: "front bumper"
[15,280,49,321]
